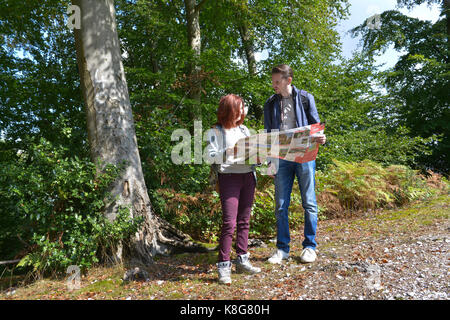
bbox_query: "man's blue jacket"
[263,85,320,132]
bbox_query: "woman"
[206,94,261,285]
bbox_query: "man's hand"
[314,134,326,145]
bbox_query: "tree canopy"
[351,0,449,173]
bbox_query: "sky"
[255,0,441,70]
[338,0,442,69]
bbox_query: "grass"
[322,194,449,235]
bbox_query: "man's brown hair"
[271,64,293,79]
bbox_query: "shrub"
[317,126,434,171]
[0,138,143,275]
[316,159,447,218]
[152,187,222,242]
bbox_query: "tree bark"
[71,0,205,265]
[184,0,207,120]
[444,0,450,63]
[238,18,263,119]
[444,0,450,37]
[238,22,257,76]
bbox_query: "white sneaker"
[267,249,289,264]
[235,253,261,274]
[217,261,232,284]
[299,248,317,263]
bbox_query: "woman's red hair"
[217,94,245,129]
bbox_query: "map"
[228,123,325,165]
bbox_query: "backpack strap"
[299,90,310,112]
[212,124,227,164]
[238,125,248,136]
[268,94,278,127]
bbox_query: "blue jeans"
[273,159,318,253]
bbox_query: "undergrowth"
[155,159,448,242]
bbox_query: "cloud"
[366,5,381,16]
[399,3,441,22]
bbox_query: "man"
[263,64,326,264]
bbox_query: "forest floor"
[1,194,449,300]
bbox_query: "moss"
[169,291,185,299]
[78,279,122,294]
[173,251,218,265]
[194,241,218,249]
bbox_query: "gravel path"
[260,215,449,300]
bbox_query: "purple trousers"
[217,172,256,262]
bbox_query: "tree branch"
[195,0,209,12]
[0,259,20,265]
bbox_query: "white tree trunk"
[71,0,204,264]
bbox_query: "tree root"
[154,215,211,254]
